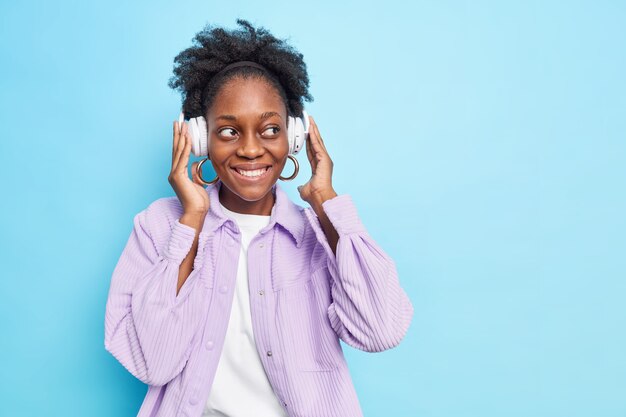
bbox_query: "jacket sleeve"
[104,205,208,386]
[306,194,414,353]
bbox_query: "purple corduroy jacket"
[104,179,414,417]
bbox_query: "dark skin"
[169,76,339,296]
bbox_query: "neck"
[218,183,276,215]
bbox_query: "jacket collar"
[202,179,305,248]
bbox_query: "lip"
[231,163,272,170]
[230,165,273,183]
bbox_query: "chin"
[222,170,278,202]
[232,186,275,202]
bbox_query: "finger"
[172,121,183,170]
[172,121,179,169]
[305,130,313,161]
[178,129,193,176]
[308,117,325,154]
[173,122,188,172]
[308,123,326,161]
[191,161,201,185]
[310,117,328,153]
[305,130,316,170]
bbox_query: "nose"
[236,131,265,159]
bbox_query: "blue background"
[1,1,624,416]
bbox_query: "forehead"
[209,77,286,118]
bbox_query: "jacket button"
[205,340,214,350]
[219,285,228,294]
[259,242,264,248]
[266,350,273,357]
[258,289,264,296]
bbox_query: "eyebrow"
[215,111,282,122]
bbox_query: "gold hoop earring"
[196,158,219,185]
[279,155,299,181]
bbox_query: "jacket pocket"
[198,233,215,289]
[276,278,340,372]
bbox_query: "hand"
[297,116,337,206]
[168,121,210,215]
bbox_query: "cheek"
[207,141,228,161]
[270,135,290,155]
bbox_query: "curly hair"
[168,19,313,119]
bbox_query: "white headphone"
[178,109,310,157]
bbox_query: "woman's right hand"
[168,121,211,215]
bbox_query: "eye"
[218,127,238,138]
[262,126,281,137]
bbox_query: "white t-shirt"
[202,202,289,417]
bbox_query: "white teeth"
[236,167,269,177]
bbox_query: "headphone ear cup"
[287,115,296,155]
[286,111,310,155]
[196,116,208,157]
[292,117,305,155]
[188,117,208,157]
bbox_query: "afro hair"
[168,19,313,119]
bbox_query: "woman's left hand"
[297,115,338,206]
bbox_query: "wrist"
[180,212,206,232]
[310,188,338,211]
[182,208,208,217]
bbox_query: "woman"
[104,19,413,417]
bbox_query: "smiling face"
[205,76,290,215]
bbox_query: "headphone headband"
[215,60,272,77]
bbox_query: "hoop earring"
[196,158,219,185]
[279,155,299,181]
